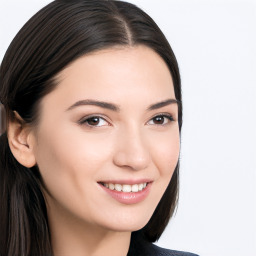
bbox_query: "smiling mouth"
[98,182,149,193]
[98,181,152,204]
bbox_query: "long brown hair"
[0,1,182,255]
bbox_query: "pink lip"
[98,182,152,205]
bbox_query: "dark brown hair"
[0,0,182,255]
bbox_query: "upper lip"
[98,179,153,185]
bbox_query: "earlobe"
[7,111,37,168]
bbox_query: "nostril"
[113,149,150,171]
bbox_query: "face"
[32,45,180,232]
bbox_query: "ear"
[8,111,36,168]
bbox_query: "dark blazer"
[127,235,199,256]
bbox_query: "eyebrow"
[147,98,179,111]
[66,99,120,112]
[66,98,179,112]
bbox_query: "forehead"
[40,45,175,112]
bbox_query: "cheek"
[35,122,109,171]
[33,124,111,205]
[151,128,180,178]
[147,129,180,213]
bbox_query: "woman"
[0,0,198,255]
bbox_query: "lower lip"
[99,183,152,205]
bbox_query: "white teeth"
[122,184,132,192]
[103,182,148,193]
[138,184,144,191]
[114,184,122,192]
[131,184,139,192]
[109,183,115,190]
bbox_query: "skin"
[8,45,180,256]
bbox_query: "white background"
[0,0,255,256]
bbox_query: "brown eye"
[79,116,109,127]
[147,114,174,126]
[153,116,165,124]
[87,117,100,126]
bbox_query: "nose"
[113,127,150,171]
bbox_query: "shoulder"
[150,243,199,256]
[127,233,199,256]
[128,236,199,256]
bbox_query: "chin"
[104,221,148,233]
[97,209,153,233]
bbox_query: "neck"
[46,198,131,256]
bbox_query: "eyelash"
[78,113,175,128]
[148,113,175,126]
